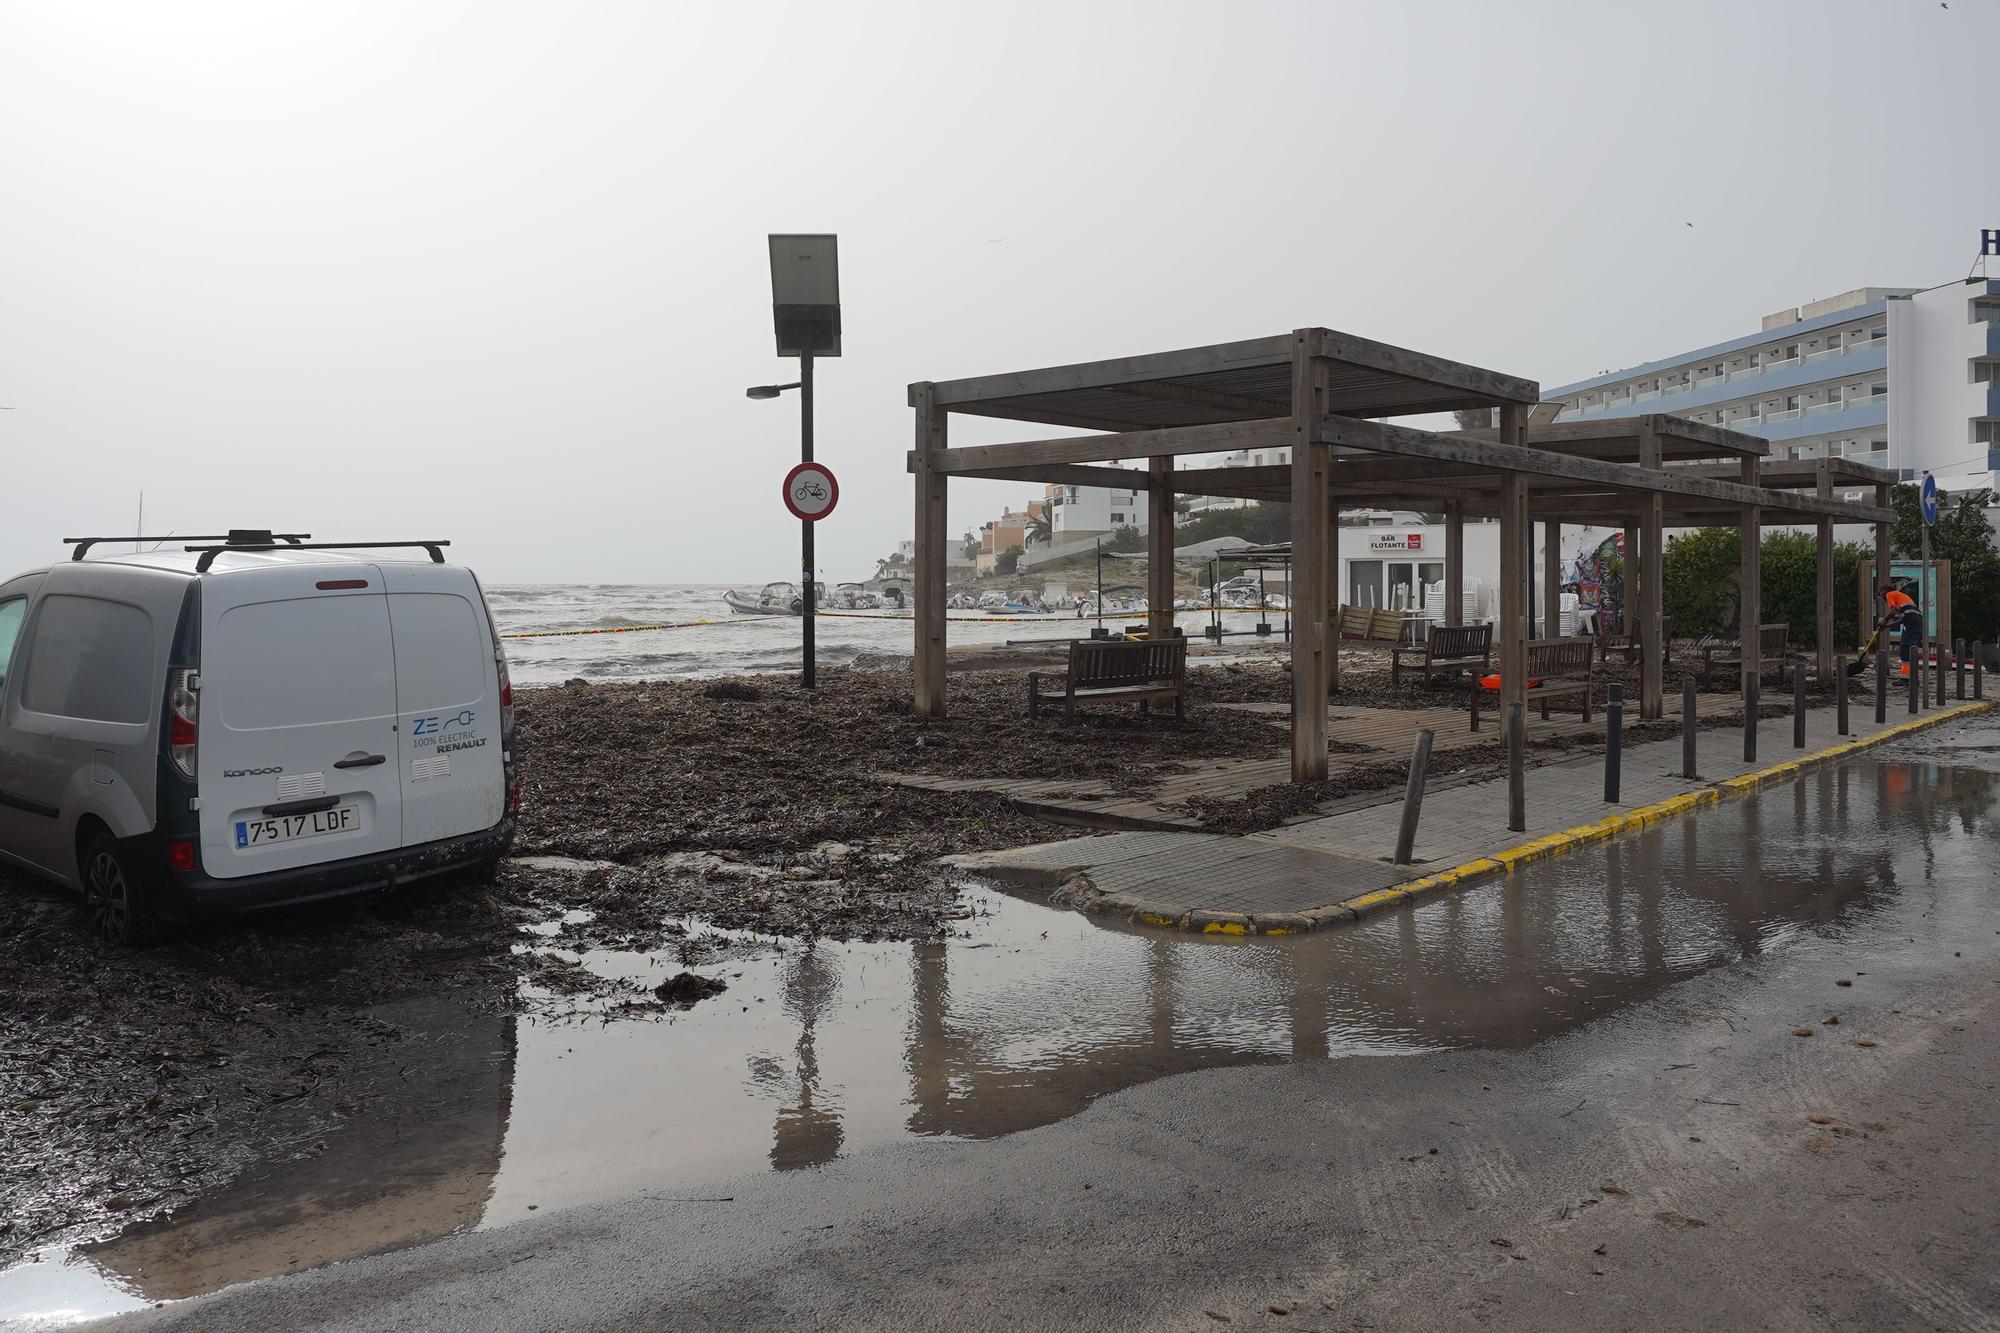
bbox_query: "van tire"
[81,831,164,948]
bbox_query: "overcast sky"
[2,0,1995,585]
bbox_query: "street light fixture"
[753,233,841,688]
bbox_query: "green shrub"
[1663,526,1867,647]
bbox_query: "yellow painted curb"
[1332,701,1991,922]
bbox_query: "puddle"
[3,753,1993,1322]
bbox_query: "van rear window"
[388,593,488,712]
[213,596,396,730]
[22,595,153,723]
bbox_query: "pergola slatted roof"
[927,328,1541,431]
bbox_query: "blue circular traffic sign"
[1920,473,1939,527]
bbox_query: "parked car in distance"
[0,531,518,944]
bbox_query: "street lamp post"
[749,234,841,688]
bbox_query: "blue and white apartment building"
[1545,280,2000,496]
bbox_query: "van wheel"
[81,832,163,948]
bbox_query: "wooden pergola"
[908,328,1895,782]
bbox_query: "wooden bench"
[1391,622,1493,686]
[1597,615,1674,666]
[1701,623,1791,684]
[1029,637,1187,719]
[1469,637,1596,731]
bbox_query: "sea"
[485,585,1291,686]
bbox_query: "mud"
[0,661,1298,1266]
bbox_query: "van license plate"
[235,805,360,848]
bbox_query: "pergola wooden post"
[1147,456,1174,642]
[1497,404,1529,718]
[1328,504,1341,693]
[911,381,949,717]
[1815,460,1834,679]
[1542,518,1562,639]
[1444,501,1464,626]
[1637,420,1666,720]
[1739,454,1762,712]
[1621,523,1638,640]
[1289,333,1331,779]
[1873,481,1893,645]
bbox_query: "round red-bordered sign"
[783,462,839,522]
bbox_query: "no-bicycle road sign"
[783,461,839,522]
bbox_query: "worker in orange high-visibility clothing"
[1882,584,1922,674]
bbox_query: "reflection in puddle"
[2,756,1992,1320]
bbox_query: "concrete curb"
[1325,701,1993,927]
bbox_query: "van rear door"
[198,565,403,878]
[377,562,505,846]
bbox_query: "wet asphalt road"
[106,714,2000,1332]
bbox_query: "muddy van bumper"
[159,817,516,920]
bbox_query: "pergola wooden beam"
[1313,416,1893,524]
[947,462,1155,491]
[1460,414,1770,458]
[910,418,1293,474]
[925,335,1293,408]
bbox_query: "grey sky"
[2,0,1994,585]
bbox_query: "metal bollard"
[1507,702,1526,833]
[1792,657,1807,749]
[1682,676,1698,778]
[1937,639,1948,708]
[1875,644,1887,725]
[1393,728,1434,865]
[1908,651,1919,714]
[1976,643,1985,701]
[1835,657,1848,736]
[1956,639,1966,701]
[1605,683,1623,803]
[1744,669,1758,763]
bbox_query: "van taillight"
[165,839,196,872]
[168,668,198,781]
[498,654,515,744]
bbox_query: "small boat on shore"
[723,581,827,615]
[834,582,881,610]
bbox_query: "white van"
[0,532,517,944]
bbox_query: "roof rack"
[185,540,450,574]
[65,531,310,562]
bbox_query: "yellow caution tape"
[503,605,1290,638]
[501,617,736,640]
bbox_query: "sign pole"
[1919,471,1939,710]
[801,350,816,688]
[1921,522,1930,707]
